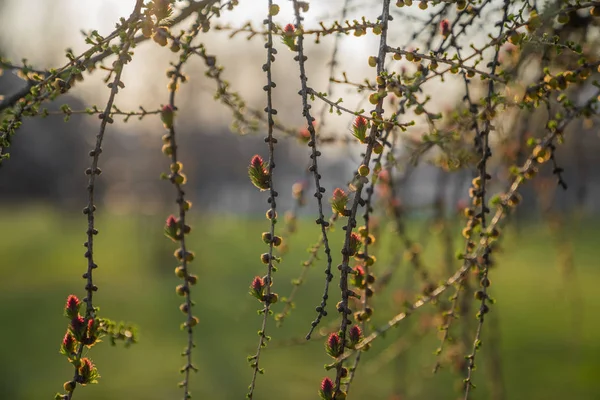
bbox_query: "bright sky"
[0,0,464,137]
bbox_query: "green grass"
[0,207,599,399]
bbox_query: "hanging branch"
[57,2,144,399]
[464,1,510,396]
[288,0,337,342]
[246,1,281,397]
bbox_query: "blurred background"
[0,0,599,399]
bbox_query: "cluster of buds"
[59,295,100,394]
[324,327,363,357]
[349,224,379,321]
[62,295,99,350]
[75,358,100,385]
[248,155,271,191]
[318,326,362,398]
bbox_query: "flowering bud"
[84,318,98,346]
[348,325,362,346]
[330,188,348,215]
[70,315,86,341]
[64,295,80,319]
[351,265,366,288]
[160,104,174,129]
[325,332,343,357]
[248,155,270,191]
[440,19,451,38]
[250,276,265,300]
[319,377,334,400]
[60,331,77,357]
[282,24,296,51]
[78,358,99,385]
[164,214,179,241]
[352,116,368,143]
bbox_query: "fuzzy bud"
[84,318,98,345]
[248,155,270,191]
[330,188,348,215]
[348,325,362,346]
[325,332,343,357]
[351,265,366,288]
[78,357,98,385]
[282,24,296,51]
[70,315,86,341]
[164,214,179,241]
[64,295,80,319]
[60,331,77,357]
[250,276,265,300]
[352,116,368,143]
[319,377,334,400]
